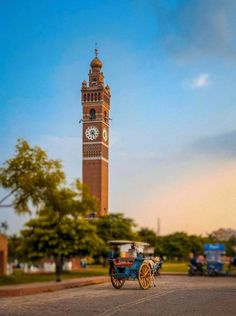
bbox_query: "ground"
[0,276,235,315]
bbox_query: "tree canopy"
[0,139,65,213]
[18,180,102,281]
[94,213,137,242]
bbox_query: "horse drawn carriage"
[108,240,163,290]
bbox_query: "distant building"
[0,234,8,276]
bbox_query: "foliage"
[94,213,137,242]
[8,234,26,262]
[137,228,215,259]
[162,232,194,260]
[188,234,205,255]
[225,236,236,256]
[137,228,158,246]
[19,181,103,260]
[21,215,104,261]
[90,213,137,262]
[0,139,65,214]
[0,139,102,281]
[19,182,103,281]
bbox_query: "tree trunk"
[55,254,62,282]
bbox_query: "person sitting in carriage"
[128,243,137,257]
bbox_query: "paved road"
[0,276,235,316]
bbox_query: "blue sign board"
[203,244,225,252]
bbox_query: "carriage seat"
[113,258,135,267]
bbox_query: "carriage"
[108,240,163,290]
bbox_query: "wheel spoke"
[111,267,125,289]
[138,262,151,289]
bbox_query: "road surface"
[0,276,235,315]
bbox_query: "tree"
[0,139,102,281]
[21,213,104,278]
[137,228,165,256]
[137,228,158,246]
[0,139,64,213]
[20,181,103,281]
[8,234,25,263]
[95,213,137,242]
[91,213,137,264]
[188,235,204,255]
[225,236,236,256]
[162,232,192,260]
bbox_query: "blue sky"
[1,0,236,235]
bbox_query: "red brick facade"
[0,235,8,276]
[81,51,110,216]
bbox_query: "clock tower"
[81,49,110,217]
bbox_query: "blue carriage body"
[110,257,144,280]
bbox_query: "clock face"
[103,129,108,142]
[85,126,99,140]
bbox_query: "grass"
[0,265,108,286]
[161,262,188,273]
[0,262,188,286]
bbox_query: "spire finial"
[94,43,98,58]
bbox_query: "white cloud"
[188,73,211,89]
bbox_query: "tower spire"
[94,43,98,58]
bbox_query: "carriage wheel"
[138,262,151,289]
[111,266,125,289]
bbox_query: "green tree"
[0,139,64,213]
[21,214,103,276]
[162,232,192,260]
[225,236,236,256]
[0,139,102,281]
[137,228,158,246]
[95,213,137,242]
[154,236,165,256]
[188,235,204,255]
[20,182,103,281]
[91,213,137,264]
[137,227,165,256]
[8,234,25,263]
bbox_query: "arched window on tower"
[98,92,101,101]
[91,93,94,101]
[83,94,86,102]
[104,111,107,122]
[92,78,97,86]
[90,109,96,120]
[95,93,97,101]
[87,94,90,101]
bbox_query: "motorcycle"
[188,263,206,276]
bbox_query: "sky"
[1,0,236,235]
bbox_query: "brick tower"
[81,49,110,217]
